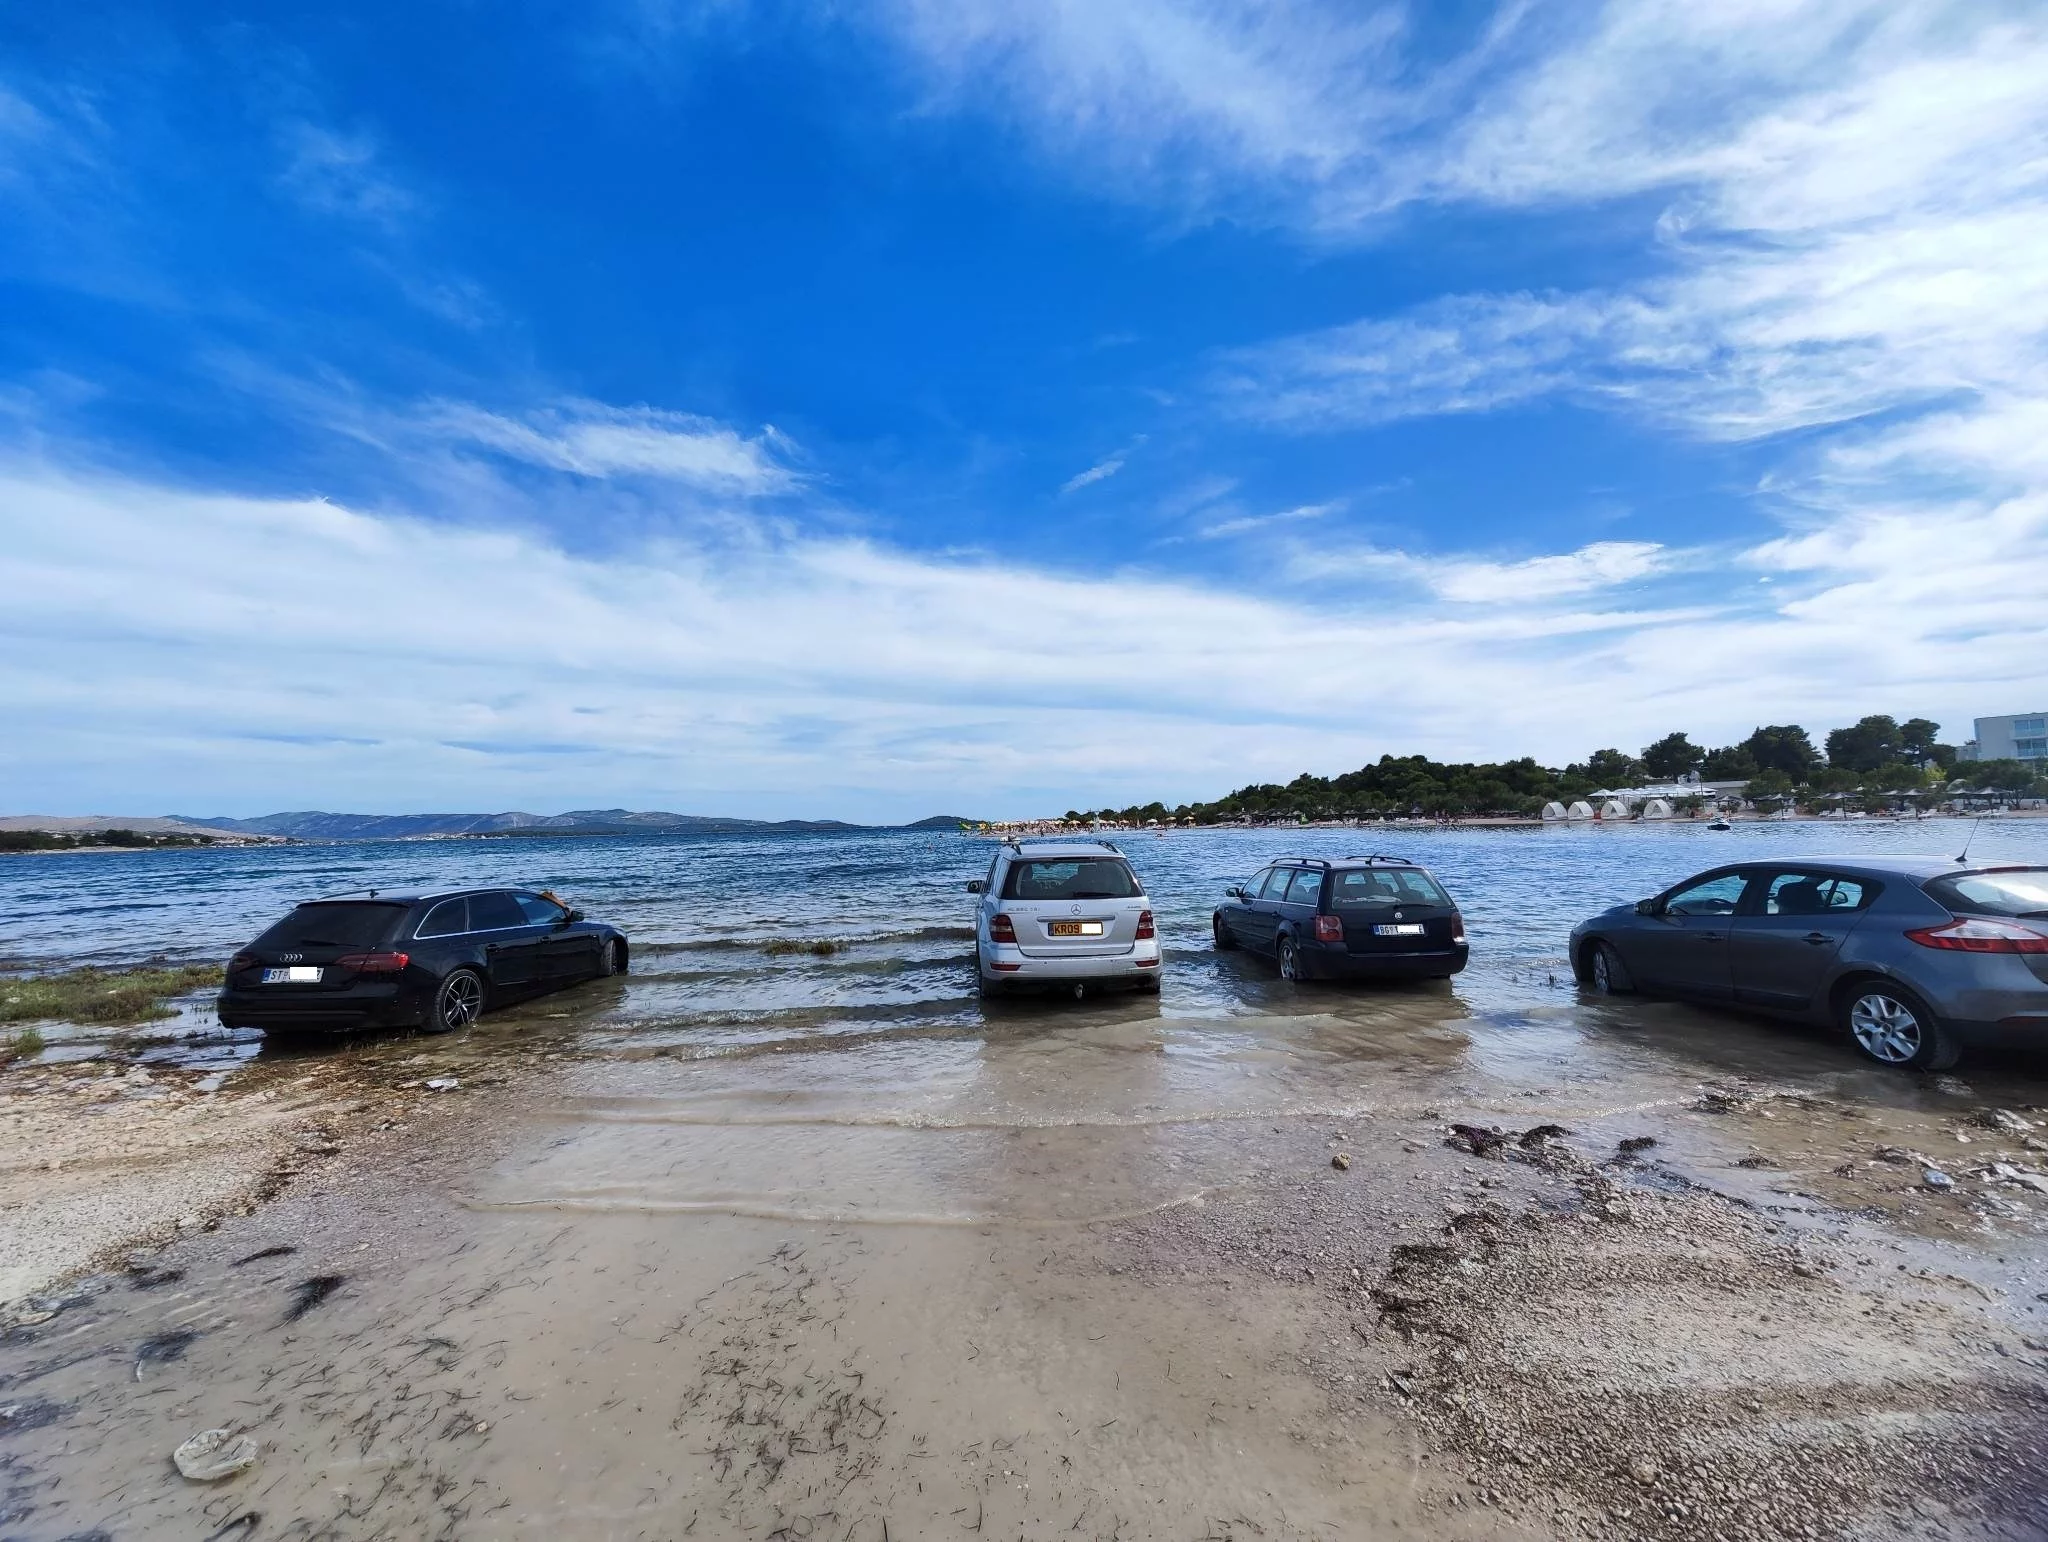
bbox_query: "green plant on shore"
[0,963,223,1027]
[761,938,842,958]
[1,1025,44,1065]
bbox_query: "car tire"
[1840,979,1959,1071]
[977,975,1002,999]
[1588,941,1633,995]
[595,938,625,978]
[427,968,486,1034]
[1136,973,1162,993]
[1277,933,1303,982]
[1212,914,1238,951]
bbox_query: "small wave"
[457,1187,1221,1229]
[632,925,975,955]
[537,1100,1386,1133]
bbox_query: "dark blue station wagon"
[1213,856,1469,981]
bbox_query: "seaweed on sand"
[0,964,223,1027]
[761,939,842,958]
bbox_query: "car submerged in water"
[968,839,1161,997]
[1569,857,2048,1071]
[218,888,629,1036]
[1212,855,1469,981]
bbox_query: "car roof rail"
[1004,836,1122,852]
[1273,856,1332,868]
[1342,854,1416,865]
[313,887,390,900]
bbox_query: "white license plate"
[1047,920,1105,938]
[1373,924,1426,937]
[261,966,323,984]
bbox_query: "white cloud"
[1059,456,1125,494]
[865,0,1422,219]
[1218,293,1638,427]
[0,465,2026,817]
[1197,501,1339,539]
[275,121,414,227]
[1299,538,1671,602]
[421,399,800,493]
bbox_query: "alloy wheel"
[437,971,484,1032]
[1592,948,1613,993]
[1849,991,1921,1064]
[1278,936,1300,982]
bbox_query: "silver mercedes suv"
[967,839,1161,997]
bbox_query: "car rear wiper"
[1067,891,1119,899]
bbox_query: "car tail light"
[1314,914,1343,943]
[337,951,411,973]
[1136,910,1156,940]
[989,913,1017,944]
[992,961,1023,972]
[1906,919,2048,954]
[1451,911,1467,945]
[229,952,256,973]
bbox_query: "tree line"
[0,829,219,853]
[1059,714,2045,824]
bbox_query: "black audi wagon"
[217,888,628,1036]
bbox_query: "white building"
[1957,712,2048,764]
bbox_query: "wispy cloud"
[274,121,414,228]
[420,399,801,493]
[1197,501,1340,539]
[1302,538,1672,603]
[1217,293,1637,428]
[1059,455,1125,494]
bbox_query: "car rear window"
[255,902,404,949]
[1002,858,1142,900]
[1331,868,1451,907]
[1927,869,2048,919]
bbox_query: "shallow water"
[7,818,2046,1073]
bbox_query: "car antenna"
[1955,813,1988,864]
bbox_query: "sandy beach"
[4,970,2046,1541]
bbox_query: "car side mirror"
[1635,898,1661,917]
[563,909,584,923]
[1226,885,1246,900]
[965,880,985,894]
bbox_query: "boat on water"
[1707,817,1733,830]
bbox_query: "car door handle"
[485,943,499,953]
[1803,932,1832,945]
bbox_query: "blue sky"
[2,1,2044,820]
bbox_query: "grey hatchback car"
[1569,857,2048,1070]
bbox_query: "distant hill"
[165,809,981,840]
[0,814,287,842]
[903,815,980,830]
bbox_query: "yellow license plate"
[1048,920,1104,937]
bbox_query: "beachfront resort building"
[1956,713,2048,764]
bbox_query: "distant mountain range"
[165,809,977,840]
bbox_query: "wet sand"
[4,982,2048,1540]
